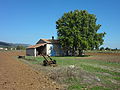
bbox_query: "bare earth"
[0,51,62,90]
[85,52,120,63]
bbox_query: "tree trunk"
[66,50,69,56]
[72,47,75,56]
[79,49,83,56]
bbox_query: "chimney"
[52,36,54,40]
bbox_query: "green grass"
[79,64,120,76]
[25,56,43,64]
[65,77,88,90]
[24,56,120,90]
[90,86,110,90]
[68,84,86,90]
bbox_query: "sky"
[0,0,120,48]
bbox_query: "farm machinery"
[42,54,57,66]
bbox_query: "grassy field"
[23,55,120,90]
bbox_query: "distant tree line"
[16,45,26,50]
[99,47,119,51]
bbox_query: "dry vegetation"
[22,52,120,90]
[0,51,119,90]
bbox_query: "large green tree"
[56,10,106,56]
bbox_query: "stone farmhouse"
[26,37,63,57]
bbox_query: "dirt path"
[0,51,62,90]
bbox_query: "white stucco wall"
[46,44,63,56]
[46,44,53,56]
[26,44,63,57]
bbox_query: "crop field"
[0,51,119,90]
[22,52,120,90]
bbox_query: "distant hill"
[0,41,11,47]
[0,41,30,47]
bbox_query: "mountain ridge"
[0,41,30,47]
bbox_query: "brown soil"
[85,52,120,63]
[0,51,63,90]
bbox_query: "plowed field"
[85,52,120,63]
[0,51,62,90]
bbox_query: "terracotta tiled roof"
[41,39,59,44]
[27,43,46,49]
[27,38,59,49]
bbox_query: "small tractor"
[42,54,57,66]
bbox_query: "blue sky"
[0,0,120,48]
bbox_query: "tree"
[105,47,111,50]
[100,47,104,51]
[56,10,106,56]
[16,45,26,50]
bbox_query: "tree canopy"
[16,45,26,50]
[56,10,106,56]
